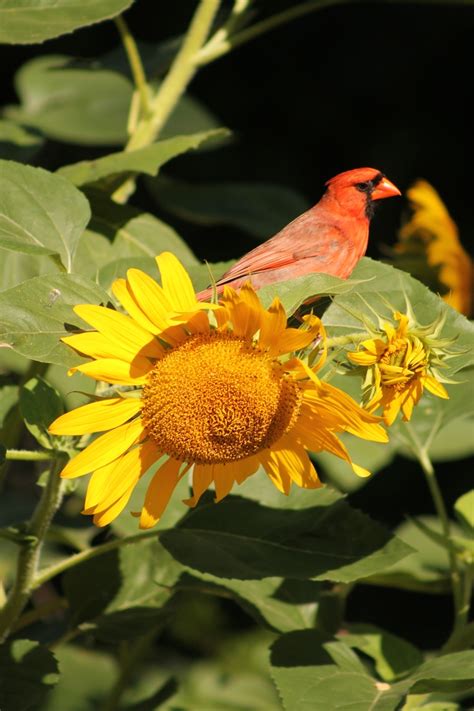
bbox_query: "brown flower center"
[141,332,302,464]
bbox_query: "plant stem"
[0,460,65,641]
[403,422,465,642]
[126,0,220,151]
[32,530,160,589]
[112,0,220,203]
[5,449,59,462]
[114,15,151,120]
[197,0,344,65]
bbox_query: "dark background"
[1,0,472,651]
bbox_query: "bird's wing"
[215,213,347,286]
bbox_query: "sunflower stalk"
[113,0,221,203]
[0,459,65,641]
[403,421,469,648]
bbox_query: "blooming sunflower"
[49,252,387,529]
[396,180,473,317]
[348,310,450,425]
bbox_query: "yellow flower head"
[396,180,473,316]
[49,252,387,529]
[348,310,451,425]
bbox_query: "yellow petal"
[184,464,214,507]
[276,315,323,355]
[126,268,174,331]
[156,252,196,312]
[70,357,152,385]
[49,397,141,435]
[258,297,287,351]
[84,440,160,512]
[74,304,162,359]
[213,456,260,500]
[424,375,449,399]
[258,449,292,494]
[112,278,164,335]
[270,435,322,489]
[60,418,145,479]
[139,457,183,529]
[91,485,135,527]
[62,332,145,363]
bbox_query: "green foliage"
[19,377,64,449]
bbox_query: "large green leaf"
[0,273,109,366]
[148,176,310,238]
[58,130,228,186]
[5,56,133,145]
[0,639,59,711]
[0,160,90,272]
[160,492,413,582]
[5,55,222,146]
[0,0,133,44]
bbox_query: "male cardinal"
[198,167,400,298]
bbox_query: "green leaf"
[177,572,321,633]
[5,56,133,145]
[454,490,474,531]
[160,492,413,582]
[62,539,180,640]
[0,119,43,162]
[365,517,451,594]
[0,160,90,272]
[0,273,109,366]
[409,651,474,694]
[0,441,5,465]
[0,0,133,44]
[58,130,229,187]
[340,624,423,681]
[19,376,63,449]
[148,176,310,238]
[270,630,404,711]
[84,192,198,283]
[5,55,222,146]
[0,639,59,711]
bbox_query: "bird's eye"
[355,181,370,192]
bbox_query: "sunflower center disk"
[141,332,302,464]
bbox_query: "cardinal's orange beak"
[372,176,401,200]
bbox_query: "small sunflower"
[348,310,450,425]
[50,252,387,529]
[396,180,473,316]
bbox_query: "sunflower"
[49,252,387,529]
[396,180,473,317]
[348,310,449,425]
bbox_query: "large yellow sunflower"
[348,311,449,425]
[49,252,387,529]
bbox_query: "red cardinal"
[198,167,400,299]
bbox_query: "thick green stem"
[113,0,220,203]
[0,460,65,641]
[126,0,220,151]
